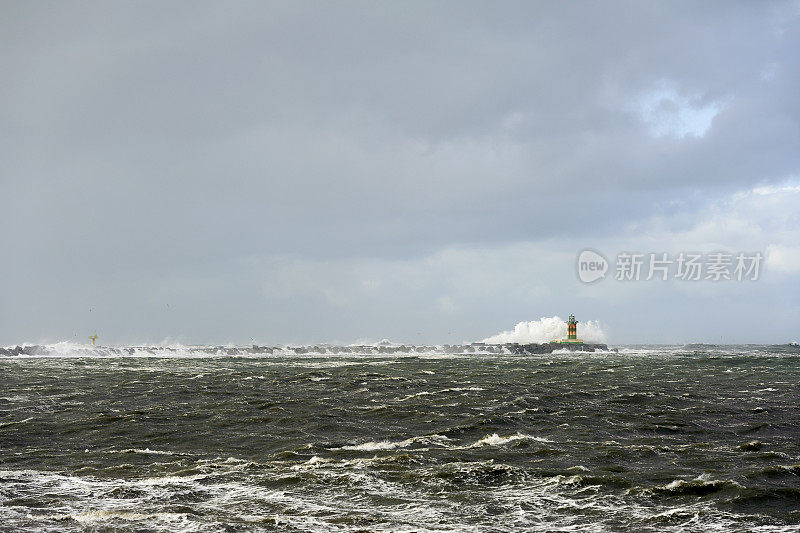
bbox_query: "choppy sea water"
[1,344,799,532]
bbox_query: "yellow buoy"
[89,333,98,345]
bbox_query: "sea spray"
[482,316,608,344]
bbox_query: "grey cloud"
[2,1,798,343]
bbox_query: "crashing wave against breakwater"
[0,341,613,358]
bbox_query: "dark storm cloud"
[1,1,798,343]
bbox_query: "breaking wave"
[470,433,553,447]
[482,316,608,344]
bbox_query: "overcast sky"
[2,1,799,345]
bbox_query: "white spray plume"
[482,316,607,344]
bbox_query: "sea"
[1,343,798,532]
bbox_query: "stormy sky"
[2,1,799,345]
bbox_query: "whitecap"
[340,439,415,451]
[116,448,177,456]
[470,433,552,447]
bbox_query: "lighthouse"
[550,314,583,344]
[567,314,578,340]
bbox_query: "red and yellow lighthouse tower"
[551,314,584,344]
[567,314,578,340]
